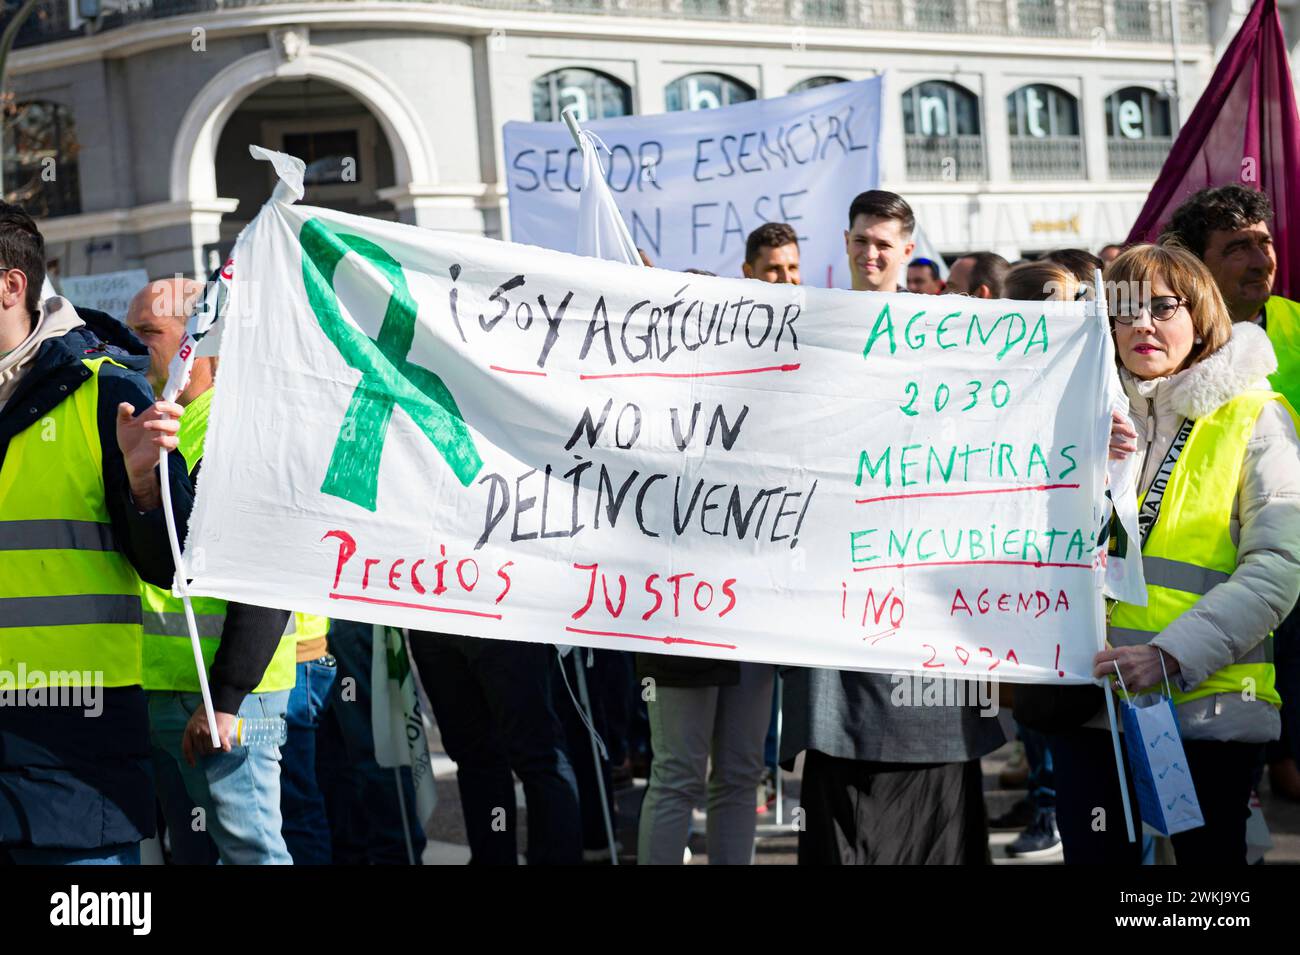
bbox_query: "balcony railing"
[11,0,1211,48]
[1009,135,1085,180]
[1113,0,1152,34]
[799,0,850,25]
[1112,0,1205,42]
[547,0,611,10]
[913,0,958,30]
[1016,0,1060,35]
[12,0,76,47]
[679,0,732,18]
[1106,136,1173,178]
[905,134,986,181]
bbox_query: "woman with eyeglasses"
[1048,242,1300,864]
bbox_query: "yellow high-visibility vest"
[293,612,330,647]
[0,357,144,687]
[139,388,297,693]
[1109,389,1297,706]
[1264,296,1300,412]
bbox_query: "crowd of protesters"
[1,180,1298,866]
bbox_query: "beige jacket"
[0,297,84,412]
[1110,321,1300,743]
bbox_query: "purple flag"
[1127,0,1300,299]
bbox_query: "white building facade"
[4,0,1286,279]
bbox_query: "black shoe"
[1006,810,1062,859]
[988,797,1034,831]
[611,759,635,791]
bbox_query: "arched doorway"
[210,78,399,264]
[171,43,438,276]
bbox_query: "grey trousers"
[637,662,775,865]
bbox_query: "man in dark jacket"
[0,202,193,864]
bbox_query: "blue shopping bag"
[1115,658,1204,837]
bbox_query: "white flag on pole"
[371,625,438,828]
[160,261,232,401]
[573,127,642,268]
[163,144,305,382]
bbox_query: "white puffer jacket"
[1113,322,1300,743]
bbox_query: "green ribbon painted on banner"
[300,217,482,512]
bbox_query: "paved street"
[421,735,1300,865]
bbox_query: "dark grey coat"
[780,667,1006,765]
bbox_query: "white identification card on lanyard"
[1136,417,1194,548]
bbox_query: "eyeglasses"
[1112,296,1187,325]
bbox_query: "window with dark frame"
[2,99,82,218]
[282,130,362,186]
[531,68,634,123]
[664,72,756,112]
[790,75,849,94]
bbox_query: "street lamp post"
[0,0,42,88]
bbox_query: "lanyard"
[1136,416,1194,547]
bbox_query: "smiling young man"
[1164,185,1300,803]
[843,191,916,293]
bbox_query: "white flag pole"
[1094,266,1136,845]
[560,106,627,864]
[573,652,619,865]
[154,276,229,745]
[560,106,584,152]
[393,766,418,866]
[157,443,220,743]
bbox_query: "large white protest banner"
[186,174,1118,685]
[503,79,882,286]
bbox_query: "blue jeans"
[316,620,425,864]
[281,656,337,865]
[148,689,293,865]
[4,843,140,865]
[153,741,219,864]
[1017,722,1056,811]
